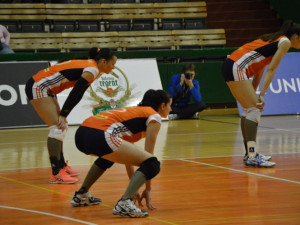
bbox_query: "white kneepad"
[48,125,67,141]
[245,107,261,123]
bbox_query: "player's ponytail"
[138,89,172,111]
[259,20,300,42]
[88,47,115,61]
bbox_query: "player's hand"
[256,95,265,112]
[138,189,156,210]
[185,79,194,89]
[57,115,68,131]
[133,192,141,205]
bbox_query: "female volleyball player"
[25,48,117,184]
[70,89,172,218]
[222,20,300,167]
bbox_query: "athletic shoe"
[64,160,80,177]
[49,169,78,184]
[71,192,101,207]
[113,199,149,218]
[168,114,178,120]
[243,153,272,162]
[192,112,200,119]
[244,154,276,168]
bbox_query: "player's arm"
[259,40,290,98]
[138,120,161,210]
[58,71,95,129]
[252,69,264,91]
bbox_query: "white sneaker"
[243,153,272,162]
[113,199,149,218]
[244,154,276,168]
[168,114,178,120]
[71,192,101,207]
[192,112,200,119]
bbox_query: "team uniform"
[25,59,100,100]
[222,36,289,81]
[75,106,161,157]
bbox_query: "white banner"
[58,58,162,125]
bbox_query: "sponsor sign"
[58,58,163,125]
[0,61,49,128]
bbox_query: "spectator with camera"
[168,64,206,120]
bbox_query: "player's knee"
[137,157,160,180]
[94,158,114,171]
[48,125,67,141]
[245,107,261,123]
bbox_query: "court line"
[1,127,300,146]
[180,159,300,185]
[0,205,97,225]
[0,176,179,225]
[174,212,300,223]
[1,152,300,172]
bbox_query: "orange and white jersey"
[228,36,289,78]
[82,106,161,143]
[32,59,100,95]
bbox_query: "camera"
[184,73,192,79]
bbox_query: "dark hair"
[181,64,196,73]
[88,47,116,61]
[138,89,172,111]
[259,20,300,42]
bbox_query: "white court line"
[180,159,300,185]
[0,205,97,225]
[2,127,300,146]
[1,152,300,172]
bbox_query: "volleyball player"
[25,48,117,183]
[222,20,300,167]
[70,90,172,218]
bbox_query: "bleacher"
[0,1,226,52]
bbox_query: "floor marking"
[0,205,97,225]
[1,152,300,171]
[180,159,300,185]
[0,176,178,225]
[174,212,300,223]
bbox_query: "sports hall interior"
[0,0,300,224]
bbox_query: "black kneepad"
[94,158,114,171]
[137,157,160,180]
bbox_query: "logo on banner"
[88,66,138,114]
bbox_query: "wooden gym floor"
[0,110,300,225]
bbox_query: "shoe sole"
[49,180,78,184]
[67,172,80,177]
[71,202,101,207]
[244,163,276,168]
[113,210,148,218]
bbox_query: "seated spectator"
[0,24,14,54]
[168,64,206,120]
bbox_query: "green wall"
[268,0,300,23]
[158,62,235,103]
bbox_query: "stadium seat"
[160,19,183,30]
[185,18,206,29]
[107,20,131,31]
[88,0,113,3]
[132,19,154,31]
[78,20,101,32]
[114,0,136,3]
[52,20,76,32]
[20,20,45,32]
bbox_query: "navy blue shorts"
[75,126,122,157]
